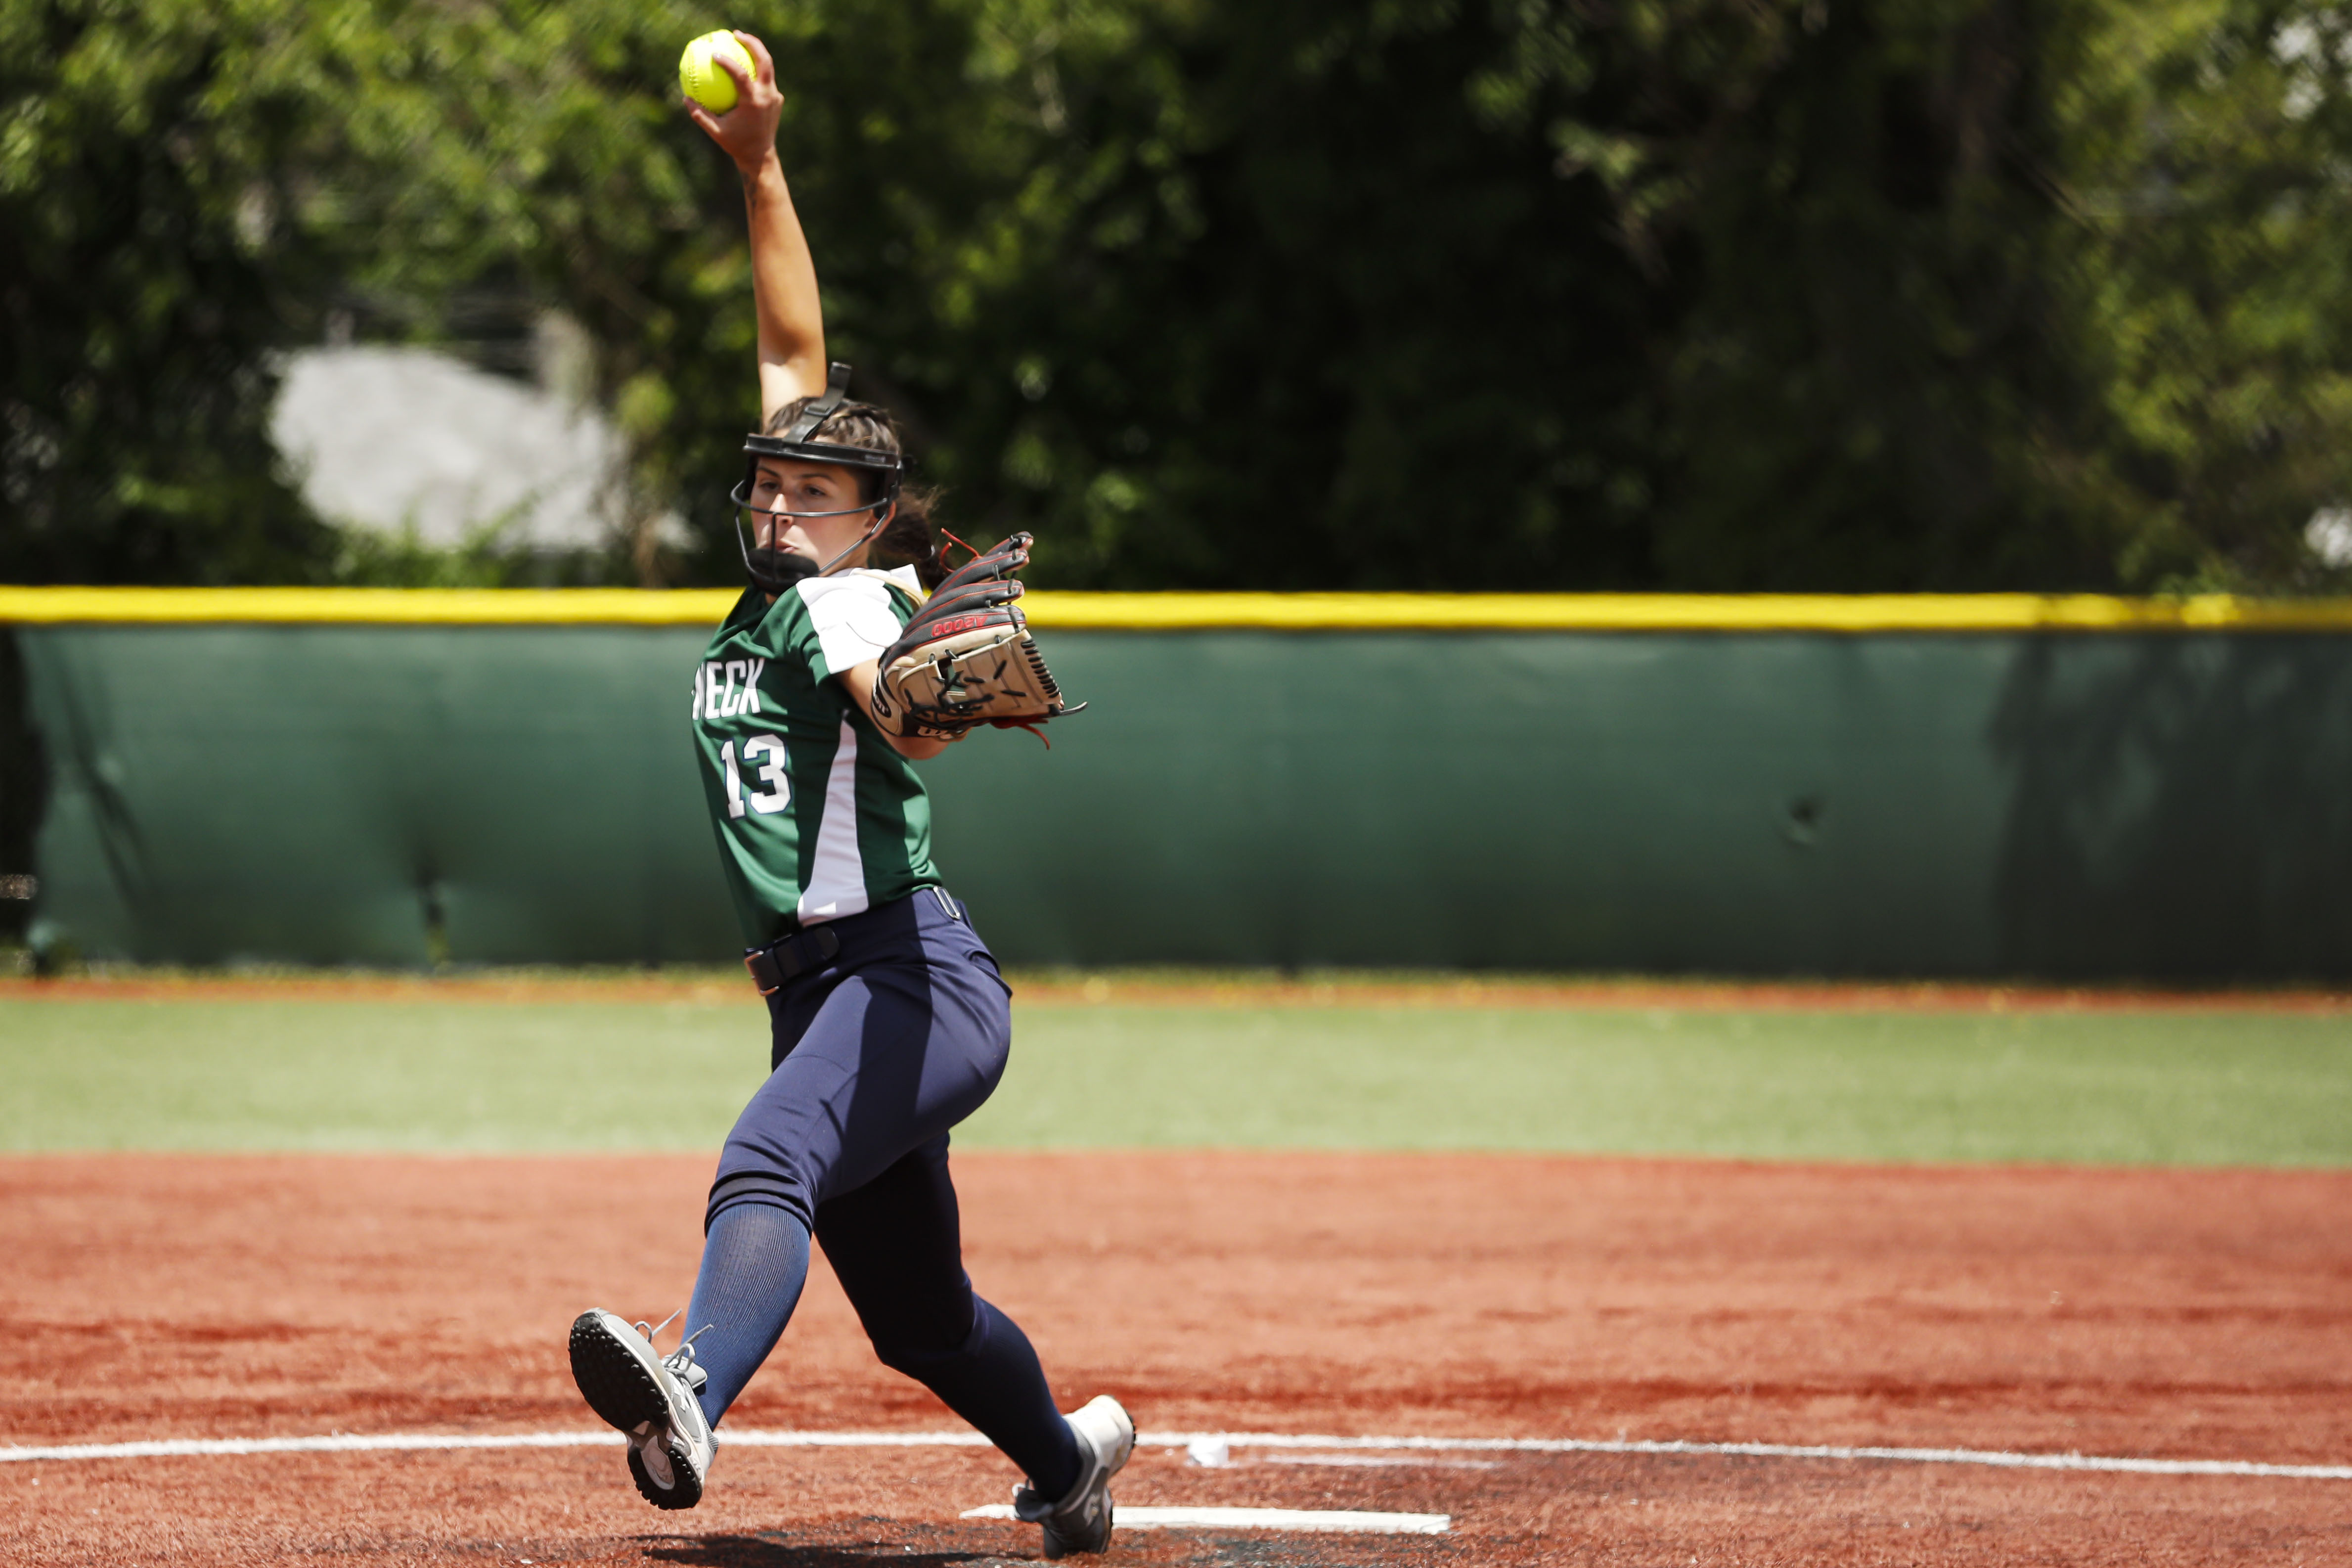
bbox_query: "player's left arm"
[685,32,827,421]
[836,661,958,761]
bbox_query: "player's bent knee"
[865,1295,987,1378]
[704,1171,815,1237]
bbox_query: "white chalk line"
[961,1503,1450,1535]
[1261,1453,1502,1470]
[0,1427,2344,1482]
[1183,1432,2352,1481]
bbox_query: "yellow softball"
[679,31,755,114]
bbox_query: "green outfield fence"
[5,588,2352,979]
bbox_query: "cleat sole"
[569,1311,672,1434]
[626,1431,706,1510]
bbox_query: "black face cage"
[730,361,904,590]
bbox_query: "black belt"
[742,924,841,996]
[741,890,963,996]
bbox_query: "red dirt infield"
[2,1151,2347,1565]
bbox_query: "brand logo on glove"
[924,613,994,639]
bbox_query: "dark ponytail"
[760,395,952,589]
[875,482,951,589]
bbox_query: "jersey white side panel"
[796,719,870,925]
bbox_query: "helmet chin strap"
[809,501,893,578]
[742,497,894,593]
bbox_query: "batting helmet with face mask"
[728,361,904,594]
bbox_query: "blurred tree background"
[6,0,2352,593]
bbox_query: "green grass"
[5,994,2350,1165]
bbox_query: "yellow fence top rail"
[6,585,2352,631]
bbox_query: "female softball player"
[564,32,1131,1559]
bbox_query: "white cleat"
[1011,1394,1135,1558]
[568,1309,716,1510]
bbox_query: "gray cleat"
[1011,1395,1135,1558]
[568,1308,716,1510]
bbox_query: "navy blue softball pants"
[696,889,1078,1493]
[709,887,1013,1229]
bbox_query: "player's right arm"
[686,32,827,423]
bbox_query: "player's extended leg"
[680,1197,810,1421]
[569,1190,814,1511]
[816,1136,1073,1484]
[819,1136,1135,1558]
[673,902,1013,1422]
[570,893,1026,1509]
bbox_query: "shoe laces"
[633,1311,712,1384]
[667,1324,712,1381]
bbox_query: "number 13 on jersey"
[720,733,791,818]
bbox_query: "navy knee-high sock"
[882,1296,1081,1499]
[684,1202,810,1427]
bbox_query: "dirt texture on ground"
[1,1152,2347,1565]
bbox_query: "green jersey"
[691,566,942,945]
